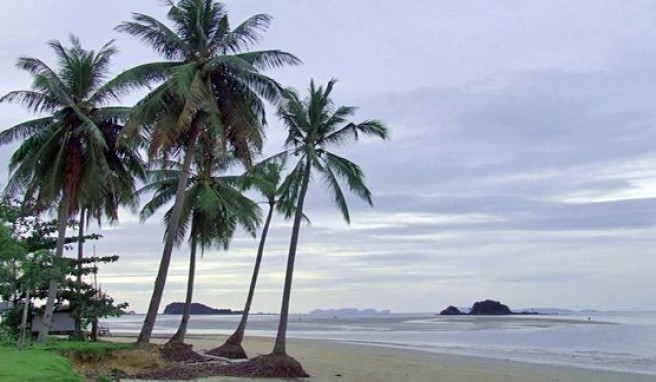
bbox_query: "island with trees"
[439,300,538,315]
[163,302,242,315]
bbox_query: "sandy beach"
[112,335,655,382]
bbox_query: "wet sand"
[114,334,655,382]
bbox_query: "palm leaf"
[0,117,54,145]
[317,161,351,223]
[91,61,182,104]
[216,13,272,52]
[0,91,59,113]
[323,152,372,205]
[116,13,189,60]
[236,50,301,71]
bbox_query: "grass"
[0,337,135,350]
[0,338,136,382]
[0,347,81,382]
[0,338,299,382]
[34,338,135,352]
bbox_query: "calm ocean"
[101,311,656,375]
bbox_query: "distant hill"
[163,302,242,315]
[309,308,391,317]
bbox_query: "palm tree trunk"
[11,260,18,308]
[137,126,200,347]
[226,201,275,345]
[272,159,311,355]
[37,198,69,343]
[74,208,85,340]
[17,289,30,350]
[168,235,198,344]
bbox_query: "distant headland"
[163,302,242,315]
[309,308,391,317]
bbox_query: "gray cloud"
[1,1,656,313]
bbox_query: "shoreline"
[110,334,656,382]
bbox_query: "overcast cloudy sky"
[1,1,655,313]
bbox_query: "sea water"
[101,311,656,375]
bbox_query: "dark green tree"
[1,201,127,344]
[0,36,143,342]
[59,254,128,341]
[15,250,60,350]
[0,222,25,316]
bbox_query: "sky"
[1,0,655,313]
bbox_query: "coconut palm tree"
[0,36,143,342]
[241,79,388,376]
[207,159,289,358]
[113,0,300,346]
[71,113,144,340]
[139,145,260,345]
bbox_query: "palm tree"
[139,147,260,345]
[208,159,289,358]
[113,0,300,346]
[0,36,143,342]
[72,113,144,340]
[240,79,389,376]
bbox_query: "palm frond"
[116,13,189,60]
[91,39,120,83]
[0,90,59,113]
[320,120,388,147]
[215,13,271,52]
[323,152,373,206]
[91,61,181,104]
[318,160,351,223]
[176,71,209,130]
[17,57,77,109]
[95,106,132,122]
[277,159,307,219]
[0,117,54,145]
[236,50,301,71]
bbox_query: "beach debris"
[159,342,206,363]
[206,341,248,359]
[218,353,310,378]
[130,362,230,380]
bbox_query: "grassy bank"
[0,339,136,382]
[0,347,81,382]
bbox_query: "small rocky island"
[440,305,466,315]
[163,302,242,315]
[439,299,529,315]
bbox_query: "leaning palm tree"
[113,0,300,346]
[234,79,389,377]
[0,36,143,342]
[139,147,260,345]
[208,159,289,358]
